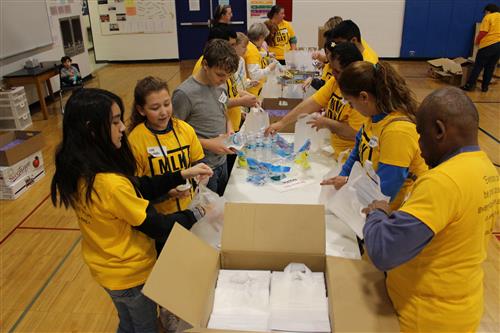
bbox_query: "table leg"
[35,79,49,120]
[46,79,55,101]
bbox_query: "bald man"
[362,87,499,332]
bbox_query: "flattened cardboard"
[142,224,220,327]
[326,256,399,332]
[222,203,325,257]
[0,131,43,166]
[262,98,302,133]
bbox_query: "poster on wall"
[250,0,274,18]
[98,0,175,35]
[248,0,274,28]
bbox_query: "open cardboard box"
[427,57,473,87]
[0,131,43,166]
[143,202,398,332]
[262,98,302,133]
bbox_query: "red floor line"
[0,193,51,245]
[17,226,80,231]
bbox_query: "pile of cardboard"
[427,57,473,87]
[143,203,399,332]
[0,131,45,200]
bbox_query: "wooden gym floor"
[0,60,499,332]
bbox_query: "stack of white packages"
[269,263,331,332]
[208,270,271,331]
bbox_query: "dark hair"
[207,25,237,42]
[484,3,499,12]
[267,5,283,19]
[61,56,72,63]
[202,39,239,74]
[330,20,361,43]
[51,88,137,209]
[213,4,231,23]
[338,61,418,121]
[129,76,170,132]
[264,20,278,46]
[325,42,363,68]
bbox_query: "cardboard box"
[262,98,302,133]
[143,203,399,332]
[0,167,45,200]
[427,57,473,86]
[0,131,43,166]
[0,151,44,186]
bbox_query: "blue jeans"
[206,161,228,196]
[104,284,158,333]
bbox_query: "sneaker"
[460,84,473,91]
[481,86,489,92]
[159,308,179,332]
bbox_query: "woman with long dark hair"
[51,88,212,333]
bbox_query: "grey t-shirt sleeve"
[172,89,192,121]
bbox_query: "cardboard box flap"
[142,224,220,327]
[0,131,44,166]
[453,57,473,65]
[326,256,399,332]
[427,58,462,74]
[222,203,325,256]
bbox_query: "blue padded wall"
[400,0,499,58]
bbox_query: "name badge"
[368,136,379,148]
[147,146,167,157]
[218,91,228,104]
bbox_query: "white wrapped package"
[269,263,330,332]
[318,149,350,210]
[208,270,271,331]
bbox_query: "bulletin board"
[97,0,175,35]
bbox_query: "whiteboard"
[0,0,53,59]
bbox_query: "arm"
[339,129,362,176]
[363,209,434,271]
[172,90,192,121]
[199,137,235,155]
[226,94,258,108]
[136,171,184,201]
[475,31,488,45]
[247,63,272,81]
[307,117,357,140]
[135,204,200,244]
[377,162,409,200]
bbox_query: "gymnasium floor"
[0,60,499,332]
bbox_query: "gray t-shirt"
[172,76,228,168]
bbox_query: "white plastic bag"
[327,161,390,239]
[269,263,330,332]
[318,149,350,210]
[188,184,226,248]
[241,106,270,135]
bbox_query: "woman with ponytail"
[321,61,428,209]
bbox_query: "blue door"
[175,0,247,60]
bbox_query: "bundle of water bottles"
[226,130,311,186]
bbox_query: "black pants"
[466,42,500,89]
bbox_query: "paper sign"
[189,0,200,11]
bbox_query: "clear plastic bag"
[188,184,226,248]
[241,106,270,135]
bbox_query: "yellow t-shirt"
[389,151,499,332]
[75,173,156,290]
[269,20,296,60]
[361,39,379,64]
[128,120,204,213]
[244,41,268,96]
[479,12,500,49]
[321,63,333,82]
[193,56,242,130]
[312,77,366,156]
[357,112,428,209]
